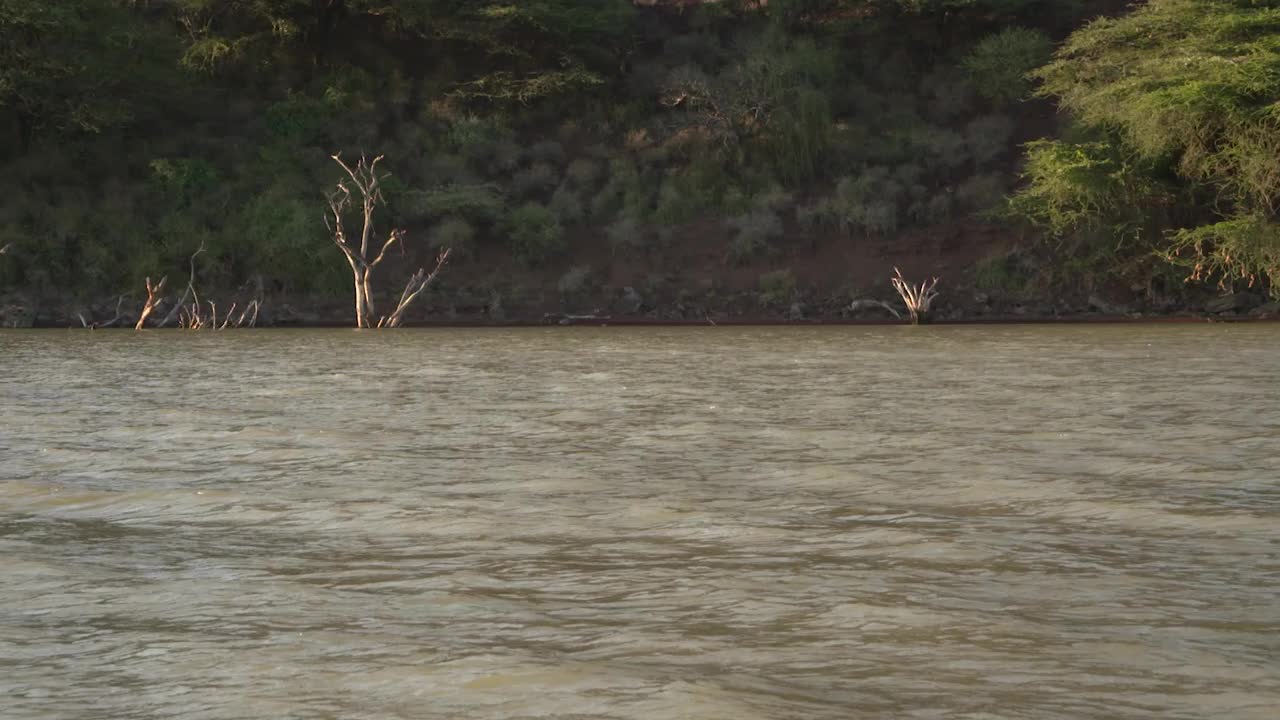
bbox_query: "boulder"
[0,299,36,328]
[1249,301,1280,318]
[788,302,805,321]
[617,286,643,314]
[1087,293,1131,315]
[1205,292,1261,314]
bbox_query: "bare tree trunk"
[135,276,168,330]
[327,153,445,328]
[350,264,367,328]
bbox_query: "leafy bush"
[651,174,716,225]
[753,185,795,213]
[512,162,560,199]
[728,210,783,264]
[803,168,905,235]
[423,154,477,186]
[920,66,975,121]
[263,95,331,144]
[1008,139,1165,238]
[758,268,796,305]
[956,173,1008,214]
[909,193,954,225]
[549,184,586,225]
[607,218,646,255]
[557,264,593,297]
[914,126,968,173]
[428,216,475,258]
[408,184,506,223]
[526,140,566,166]
[566,157,603,187]
[963,28,1053,104]
[503,202,566,266]
[964,114,1015,166]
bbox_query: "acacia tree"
[326,154,449,328]
[1016,0,1280,295]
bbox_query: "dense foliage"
[1,0,1274,304]
[1015,0,1280,295]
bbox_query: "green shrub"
[566,157,603,187]
[728,210,783,264]
[909,193,954,225]
[920,67,975,121]
[503,202,566,266]
[753,185,795,213]
[758,268,796,306]
[804,168,905,235]
[963,28,1053,104]
[651,175,717,225]
[557,264,593,296]
[428,216,475,258]
[549,184,586,225]
[512,162,560,199]
[526,140,566,166]
[150,157,221,205]
[607,218,646,255]
[956,173,1008,214]
[409,184,505,223]
[965,114,1015,167]
[263,95,331,144]
[423,154,478,186]
[974,250,1029,294]
[915,126,968,172]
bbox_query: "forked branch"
[135,276,168,330]
[379,248,452,328]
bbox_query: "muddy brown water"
[1,326,1278,719]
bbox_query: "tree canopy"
[1018,0,1280,293]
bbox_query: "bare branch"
[158,243,206,328]
[382,248,451,328]
[367,228,404,270]
[890,268,940,325]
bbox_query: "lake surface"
[1,326,1278,719]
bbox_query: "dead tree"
[890,267,939,325]
[135,276,168,330]
[327,154,397,328]
[327,153,448,328]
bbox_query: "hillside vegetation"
[1,0,1276,323]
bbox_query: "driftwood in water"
[132,244,263,330]
[848,299,902,319]
[135,276,168,330]
[378,248,451,328]
[79,295,127,329]
[543,312,612,326]
[890,267,940,325]
[157,243,206,328]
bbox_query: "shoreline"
[5,290,1279,329]
[8,313,1277,330]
